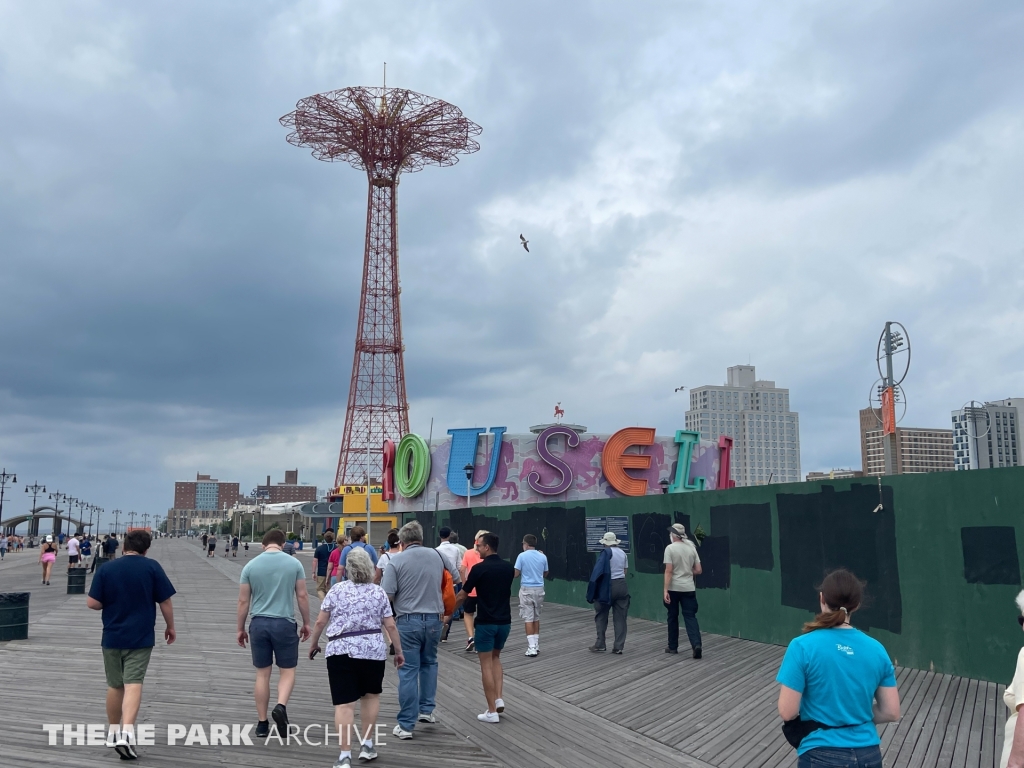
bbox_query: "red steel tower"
[281,86,481,486]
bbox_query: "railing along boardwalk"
[0,538,1008,768]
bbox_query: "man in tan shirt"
[663,523,703,658]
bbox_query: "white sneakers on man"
[477,711,499,723]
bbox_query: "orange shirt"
[462,549,483,597]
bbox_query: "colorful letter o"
[395,433,431,498]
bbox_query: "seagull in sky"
[519,234,529,252]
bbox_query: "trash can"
[93,555,109,572]
[67,569,87,595]
[0,592,30,641]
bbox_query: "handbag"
[436,551,456,616]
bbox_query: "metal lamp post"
[112,509,122,536]
[49,490,67,533]
[0,469,16,528]
[75,499,88,536]
[463,463,473,512]
[24,482,46,537]
[128,510,136,532]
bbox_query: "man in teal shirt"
[237,529,311,738]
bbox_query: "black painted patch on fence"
[414,510,435,545]
[447,506,592,581]
[695,536,730,589]
[633,513,671,573]
[777,483,902,634]
[710,503,773,570]
[961,526,1021,585]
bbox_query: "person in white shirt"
[66,535,82,568]
[663,524,703,658]
[514,535,549,657]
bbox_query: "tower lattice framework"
[281,86,481,486]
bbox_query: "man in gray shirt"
[381,522,446,739]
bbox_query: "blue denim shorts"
[474,623,511,653]
[249,616,299,669]
[798,746,883,768]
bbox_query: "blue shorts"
[249,616,299,669]
[474,623,510,653]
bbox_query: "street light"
[659,479,670,495]
[0,469,16,529]
[75,499,88,536]
[112,509,122,536]
[24,482,46,537]
[92,506,103,538]
[128,510,136,532]
[464,463,474,511]
[49,490,68,533]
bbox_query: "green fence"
[408,465,1024,683]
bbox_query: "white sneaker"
[477,711,499,723]
[525,647,538,657]
[417,712,436,723]
[114,734,138,760]
[392,724,413,740]
[495,698,505,713]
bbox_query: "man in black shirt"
[456,532,514,723]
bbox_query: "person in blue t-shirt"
[338,526,379,581]
[776,568,900,767]
[513,535,549,657]
[87,529,176,760]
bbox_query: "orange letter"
[601,427,656,496]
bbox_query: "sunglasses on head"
[1018,616,1024,627]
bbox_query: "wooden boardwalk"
[0,539,1008,768]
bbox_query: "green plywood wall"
[406,465,1024,683]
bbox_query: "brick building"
[257,469,317,504]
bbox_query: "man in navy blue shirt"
[88,529,176,760]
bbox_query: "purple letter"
[528,426,580,495]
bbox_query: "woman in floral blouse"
[309,547,404,768]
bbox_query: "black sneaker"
[612,649,623,654]
[465,637,475,652]
[271,704,289,736]
[588,645,606,653]
[665,647,678,654]
[693,647,703,659]
[255,720,270,738]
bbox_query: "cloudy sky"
[1,0,1022,522]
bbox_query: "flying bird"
[520,234,529,252]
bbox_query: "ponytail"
[801,568,864,633]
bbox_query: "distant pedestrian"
[338,527,379,582]
[237,529,311,738]
[374,532,401,585]
[314,532,337,600]
[0,533,7,560]
[207,535,216,558]
[232,536,239,557]
[459,530,489,653]
[202,533,208,550]
[777,568,899,765]
[39,535,57,585]
[514,534,549,657]
[87,529,176,760]
[587,531,629,654]
[456,532,514,722]
[309,548,404,767]
[328,535,349,587]
[67,534,81,568]
[81,536,92,567]
[104,534,120,559]
[1000,590,1024,768]
[381,521,453,739]
[663,523,703,658]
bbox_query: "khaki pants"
[316,575,329,600]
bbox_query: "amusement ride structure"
[281,81,481,486]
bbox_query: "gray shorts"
[519,587,545,622]
[249,616,299,669]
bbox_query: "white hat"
[45,535,53,542]
[599,531,620,546]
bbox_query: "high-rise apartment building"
[951,399,1021,470]
[685,365,801,486]
[859,409,954,476]
[256,469,318,504]
[173,474,241,511]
